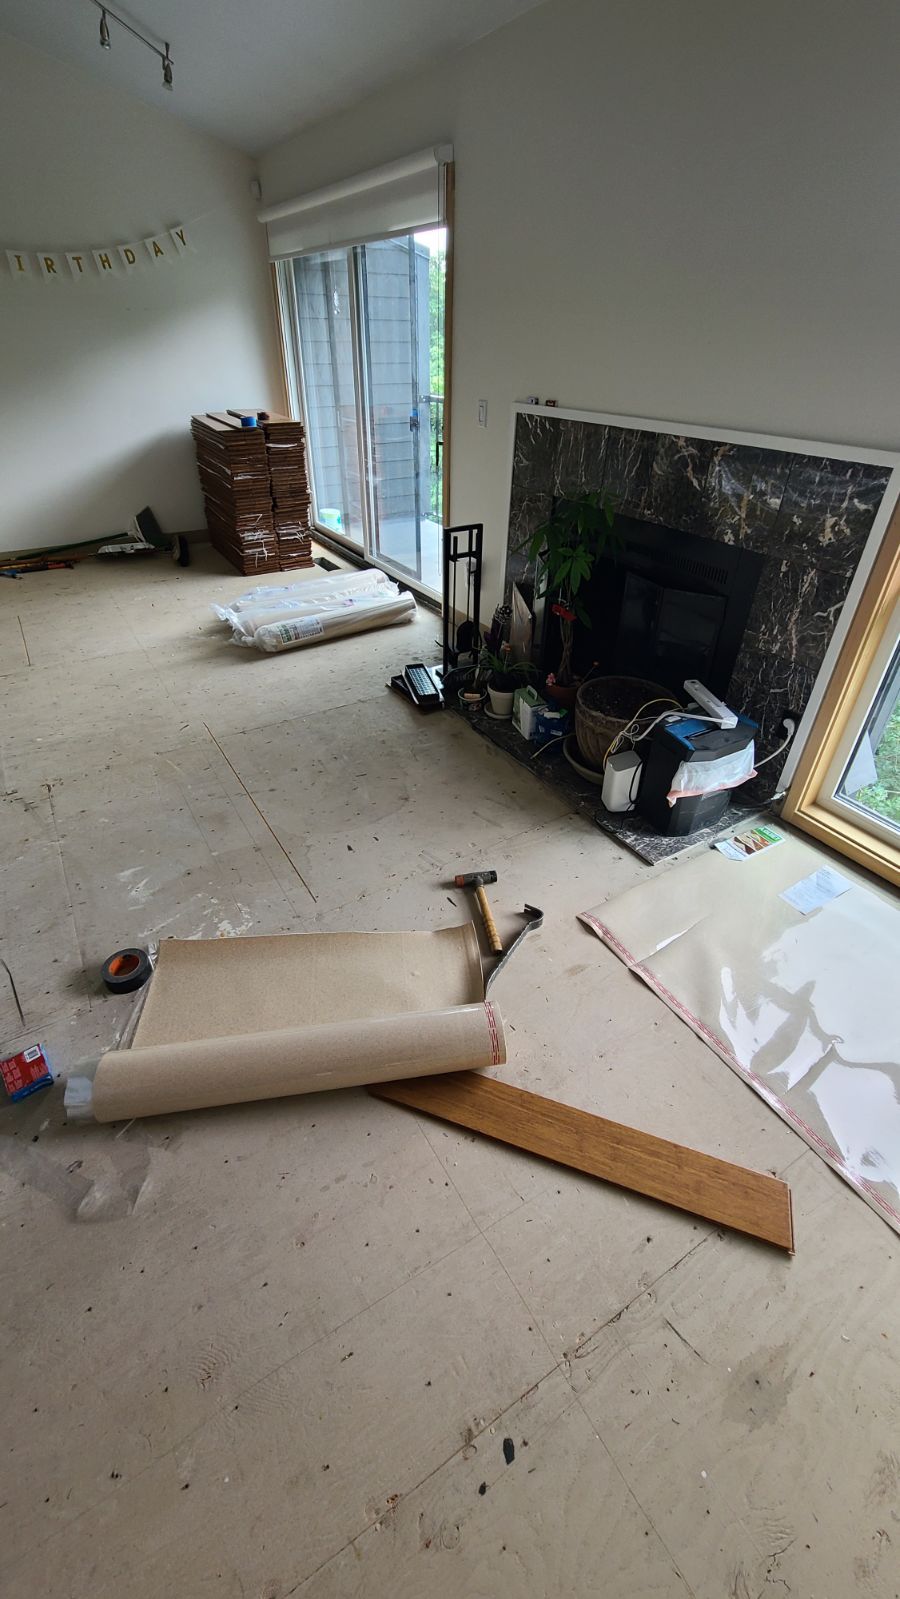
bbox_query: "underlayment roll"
[86,1001,506,1122]
[216,572,394,636]
[218,568,392,618]
[251,588,416,652]
[211,567,413,651]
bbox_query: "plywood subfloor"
[1,546,898,1598]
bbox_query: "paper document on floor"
[780,867,852,915]
[580,834,900,1234]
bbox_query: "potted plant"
[457,680,488,717]
[524,490,619,707]
[479,646,536,718]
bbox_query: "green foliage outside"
[428,249,445,396]
[854,698,900,825]
[424,245,446,519]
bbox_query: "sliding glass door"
[292,250,364,547]
[279,228,446,596]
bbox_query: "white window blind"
[259,145,453,260]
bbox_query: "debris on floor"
[1,1042,53,1102]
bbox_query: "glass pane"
[357,229,445,593]
[836,641,900,830]
[292,250,365,548]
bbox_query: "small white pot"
[487,685,515,718]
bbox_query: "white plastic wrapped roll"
[253,587,416,651]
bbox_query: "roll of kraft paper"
[87,1001,506,1123]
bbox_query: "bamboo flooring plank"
[370,1072,794,1251]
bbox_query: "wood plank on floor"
[370,1072,795,1251]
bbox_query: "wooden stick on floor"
[371,1073,794,1252]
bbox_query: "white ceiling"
[0,0,547,154]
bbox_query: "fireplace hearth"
[506,410,893,799]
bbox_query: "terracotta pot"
[575,675,671,767]
[544,680,578,709]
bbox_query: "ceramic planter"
[458,688,487,717]
[487,685,515,718]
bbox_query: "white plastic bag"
[667,743,756,805]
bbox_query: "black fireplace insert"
[543,510,765,698]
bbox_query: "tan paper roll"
[91,1002,506,1122]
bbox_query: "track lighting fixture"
[89,1,175,92]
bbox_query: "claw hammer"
[452,868,503,953]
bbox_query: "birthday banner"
[4,225,192,282]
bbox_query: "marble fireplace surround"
[504,406,900,796]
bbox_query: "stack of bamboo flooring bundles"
[191,411,314,575]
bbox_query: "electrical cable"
[530,734,566,760]
[602,697,683,768]
[755,718,797,767]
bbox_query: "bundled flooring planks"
[371,1073,795,1251]
[191,410,314,576]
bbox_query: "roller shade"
[260,145,453,260]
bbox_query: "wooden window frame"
[781,499,900,887]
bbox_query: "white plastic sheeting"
[580,833,900,1235]
[213,568,416,652]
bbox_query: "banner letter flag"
[144,234,169,262]
[4,224,197,281]
[6,249,33,280]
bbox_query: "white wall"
[0,32,282,552]
[260,0,900,609]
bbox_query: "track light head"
[90,5,175,91]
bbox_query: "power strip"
[683,679,738,729]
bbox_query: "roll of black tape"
[101,947,152,995]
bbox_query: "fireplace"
[542,511,765,698]
[506,410,893,798]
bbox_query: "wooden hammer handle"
[475,884,503,954]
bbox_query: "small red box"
[0,1043,53,1102]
